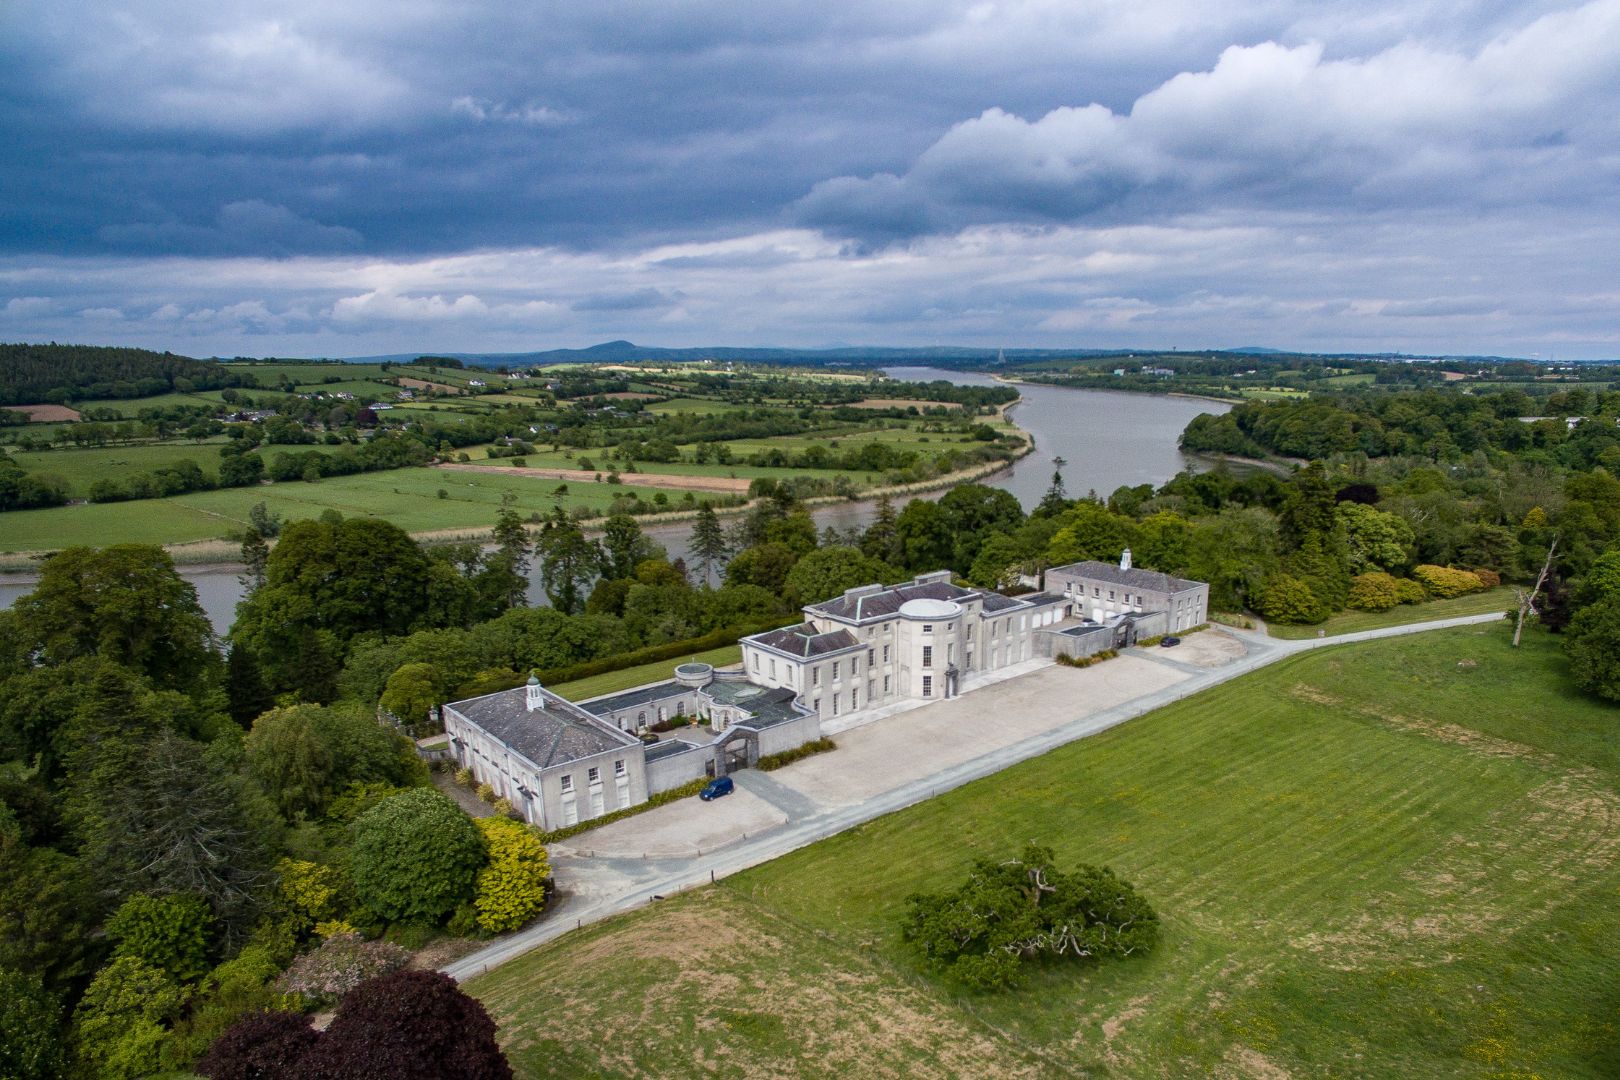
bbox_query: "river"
[0,369,1227,631]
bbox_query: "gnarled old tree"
[900,843,1158,990]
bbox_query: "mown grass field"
[471,626,1620,1078]
[9,441,235,496]
[0,468,683,551]
[1264,587,1515,639]
[555,645,744,703]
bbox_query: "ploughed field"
[470,626,1620,1078]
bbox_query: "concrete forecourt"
[444,612,1506,983]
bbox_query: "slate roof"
[1050,561,1204,595]
[447,686,638,770]
[580,680,691,715]
[809,580,975,622]
[748,622,860,657]
[644,739,703,763]
[978,592,1026,612]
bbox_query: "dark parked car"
[699,776,734,801]
[1159,636,1181,648]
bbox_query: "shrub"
[276,859,351,936]
[901,843,1158,991]
[1474,568,1502,588]
[1255,573,1329,624]
[1055,648,1118,668]
[1412,564,1487,599]
[1348,571,1402,612]
[303,970,514,1079]
[476,783,497,804]
[106,892,216,985]
[757,738,837,771]
[196,1010,319,1080]
[277,933,410,1007]
[490,797,516,818]
[472,818,552,934]
[72,955,187,1080]
[349,789,488,924]
[1395,578,1427,604]
[0,968,66,1080]
[454,767,474,787]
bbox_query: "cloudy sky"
[2,0,1617,358]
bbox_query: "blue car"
[699,776,734,801]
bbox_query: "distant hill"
[340,341,1123,370]
[0,342,235,406]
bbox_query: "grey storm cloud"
[1,0,1618,357]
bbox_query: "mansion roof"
[446,686,638,770]
[1050,561,1205,595]
[749,622,861,657]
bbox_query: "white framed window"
[852,656,859,675]
[588,767,600,784]
[882,644,890,662]
[868,678,876,699]
[832,697,839,716]
[813,696,821,713]
[922,624,932,633]
[615,759,626,776]
[770,658,776,678]
[922,645,932,668]
[832,660,840,679]
[883,675,891,693]
[851,689,858,709]
[868,648,875,664]
[812,666,820,685]
[560,774,573,794]
[922,675,932,697]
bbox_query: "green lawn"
[470,626,1620,1078]
[0,468,687,552]
[9,441,235,496]
[1265,587,1514,639]
[555,645,743,702]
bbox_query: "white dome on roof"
[899,598,961,619]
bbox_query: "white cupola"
[525,674,545,712]
[1119,547,1133,571]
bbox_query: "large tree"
[534,515,601,615]
[1563,593,1620,701]
[937,484,1024,572]
[245,703,425,821]
[305,970,513,1080]
[14,544,217,692]
[349,790,486,924]
[784,547,895,605]
[901,844,1159,991]
[689,503,728,587]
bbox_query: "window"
[966,623,973,640]
[1109,590,1115,601]
[1093,586,1101,597]
[588,767,600,784]
[882,644,890,662]
[615,759,626,776]
[831,697,839,716]
[868,678,876,699]
[947,643,954,663]
[883,675,891,693]
[812,666,820,685]
[851,689,858,709]
[852,656,859,675]
[922,624,932,634]
[832,661,840,679]
[769,658,776,679]
[813,696,821,713]
[921,645,932,668]
[922,675,933,697]
[868,648,875,665]
[560,775,573,794]
[752,654,760,671]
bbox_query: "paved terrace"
[444,612,1506,982]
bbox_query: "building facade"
[738,570,1069,719]
[1046,549,1209,633]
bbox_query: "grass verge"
[1265,586,1513,638]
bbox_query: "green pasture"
[0,468,687,552]
[471,626,1620,1078]
[219,361,393,384]
[642,397,732,415]
[1262,587,1514,639]
[8,442,235,496]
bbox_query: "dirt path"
[435,461,752,493]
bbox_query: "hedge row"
[1055,648,1118,668]
[535,616,800,687]
[757,738,837,771]
[536,777,710,845]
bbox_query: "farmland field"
[1263,587,1516,639]
[0,467,689,552]
[470,626,1620,1078]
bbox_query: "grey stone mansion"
[441,554,1207,832]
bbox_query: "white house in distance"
[1045,550,1209,633]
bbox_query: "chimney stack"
[525,674,545,712]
